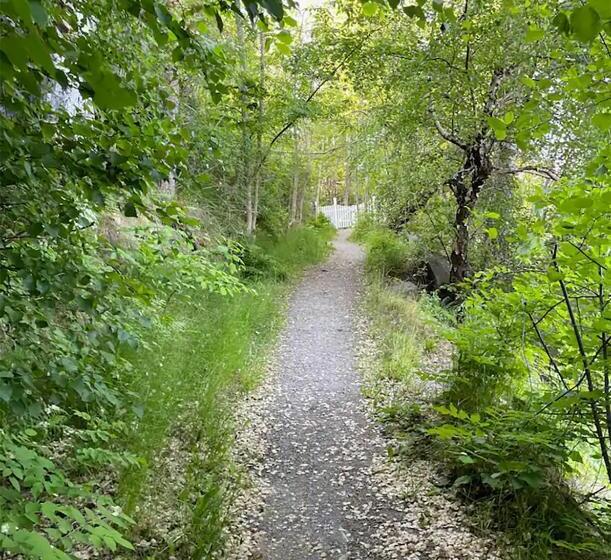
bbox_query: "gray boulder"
[427,255,451,288]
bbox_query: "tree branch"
[267,33,376,152]
[429,104,467,150]
[495,165,559,181]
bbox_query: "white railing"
[317,197,373,229]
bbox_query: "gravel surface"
[226,230,503,560]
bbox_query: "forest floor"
[225,230,503,560]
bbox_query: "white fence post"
[333,197,338,227]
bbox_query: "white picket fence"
[317,198,372,229]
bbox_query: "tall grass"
[366,280,429,384]
[119,225,333,557]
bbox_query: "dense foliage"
[0,0,335,557]
[329,0,610,557]
[1,0,610,557]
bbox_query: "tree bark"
[343,135,351,205]
[252,29,265,233]
[236,16,254,235]
[289,129,300,227]
[430,68,509,284]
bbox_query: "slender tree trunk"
[299,130,309,223]
[289,129,300,226]
[252,30,265,232]
[450,182,471,283]
[343,135,351,205]
[315,141,323,212]
[448,143,491,283]
[290,172,299,226]
[236,16,254,234]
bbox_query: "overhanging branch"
[263,30,379,161]
[496,165,559,181]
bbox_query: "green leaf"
[569,450,584,463]
[487,116,507,140]
[486,227,498,240]
[260,0,284,20]
[0,35,29,69]
[552,12,571,35]
[23,31,54,73]
[525,25,545,42]
[29,1,48,26]
[276,42,291,56]
[518,472,543,488]
[12,529,71,559]
[276,30,292,45]
[592,112,611,131]
[86,69,137,110]
[570,6,601,42]
[546,268,564,282]
[432,0,444,13]
[123,202,138,217]
[362,1,379,17]
[403,5,425,19]
[454,475,472,486]
[589,0,611,20]
[0,382,13,402]
[10,0,32,25]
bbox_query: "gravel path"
[255,230,401,559]
[227,230,502,560]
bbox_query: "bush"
[428,404,610,559]
[365,229,410,277]
[238,241,287,280]
[350,213,377,242]
[445,287,528,410]
[307,213,335,232]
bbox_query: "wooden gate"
[317,198,371,229]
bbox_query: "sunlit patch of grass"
[366,278,434,385]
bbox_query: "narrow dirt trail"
[254,230,400,559]
[230,230,501,560]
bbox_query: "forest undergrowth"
[356,220,611,560]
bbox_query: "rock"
[388,279,419,298]
[426,255,450,289]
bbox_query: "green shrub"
[365,229,410,277]
[0,429,135,558]
[429,404,610,559]
[238,241,287,280]
[350,213,377,242]
[307,213,335,232]
[440,277,529,410]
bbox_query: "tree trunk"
[448,144,491,283]
[252,29,265,233]
[236,16,254,235]
[289,129,300,226]
[450,183,471,283]
[343,135,351,205]
[290,170,299,226]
